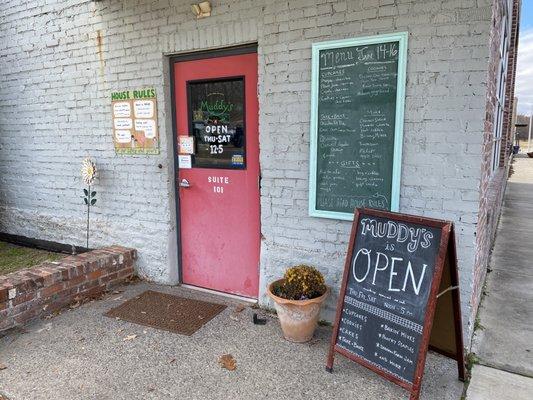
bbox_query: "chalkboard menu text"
[309,33,408,220]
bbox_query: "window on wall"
[491,2,511,173]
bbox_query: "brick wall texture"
[0,246,136,332]
[472,0,520,316]
[0,0,517,343]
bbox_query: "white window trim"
[491,5,511,174]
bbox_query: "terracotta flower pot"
[267,279,329,343]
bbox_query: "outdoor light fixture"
[191,1,211,19]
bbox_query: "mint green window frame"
[308,32,408,221]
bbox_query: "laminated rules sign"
[111,88,159,155]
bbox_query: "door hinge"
[258,174,262,190]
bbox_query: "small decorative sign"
[178,154,192,169]
[111,88,159,155]
[231,154,244,167]
[179,136,195,155]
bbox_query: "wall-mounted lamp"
[191,1,211,19]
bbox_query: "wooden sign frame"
[308,32,408,221]
[326,208,465,400]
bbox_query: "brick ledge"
[0,246,137,332]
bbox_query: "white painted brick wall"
[0,0,494,342]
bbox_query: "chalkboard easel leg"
[409,387,421,400]
[325,366,333,373]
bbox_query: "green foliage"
[462,352,480,387]
[0,242,63,275]
[466,352,480,369]
[273,265,327,300]
[82,188,97,206]
[474,316,485,332]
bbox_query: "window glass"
[187,77,246,169]
[491,10,511,173]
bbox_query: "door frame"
[168,43,259,287]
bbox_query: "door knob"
[179,178,191,188]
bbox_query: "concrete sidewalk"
[467,155,533,399]
[0,282,463,400]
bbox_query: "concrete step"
[467,365,533,400]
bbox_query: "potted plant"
[267,265,329,343]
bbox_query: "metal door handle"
[179,178,191,188]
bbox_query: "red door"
[173,51,260,298]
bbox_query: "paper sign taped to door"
[178,154,192,169]
[179,136,195,154]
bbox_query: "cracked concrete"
[0,282,463,400]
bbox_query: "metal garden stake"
[81,158,97,249]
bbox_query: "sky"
[516,0,533,115]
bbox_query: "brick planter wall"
[0,246,136,333]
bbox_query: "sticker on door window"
[187,77,246,169]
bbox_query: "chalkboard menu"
[309,33,408,220]
[327,208,465,400]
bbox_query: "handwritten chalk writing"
[320,49,354,68]
[315,41,401,215]
[359,218,434,252]
[377,43,398,60]
[332,210,444,385]
[356,46,374,61]
[352,248,428,296]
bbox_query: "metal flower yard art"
[81,157,97,249]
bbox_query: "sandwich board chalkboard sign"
[326,208,465,400]
[309,33,408,221]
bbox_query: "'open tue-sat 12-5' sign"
[111,88,159,155]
